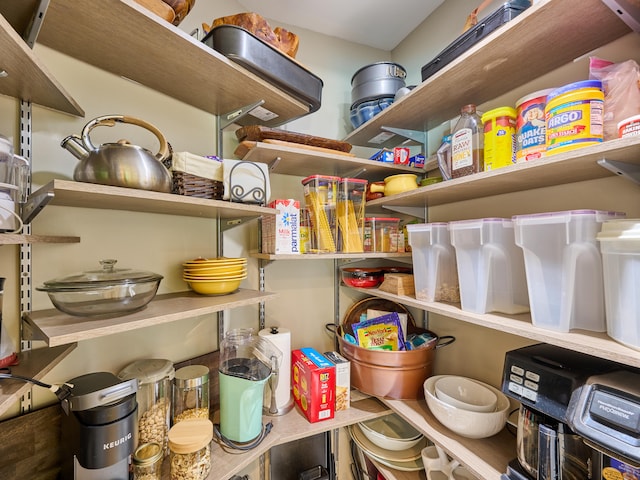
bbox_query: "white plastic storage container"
[406,222,459,303]
[597,219,640,350]
[513,210,624,333]
[449,218,529,314]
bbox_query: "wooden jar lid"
[168,419,213,454]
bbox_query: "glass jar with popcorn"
[118,358,175,455]
[172,365,210,425]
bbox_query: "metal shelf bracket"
[381,126,427,148]
[598,158,640,186]
[380,205,428,219]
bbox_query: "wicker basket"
[171,171,224,199]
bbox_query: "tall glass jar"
[168,419,213,480]
[172,365,210,424]
[132,442,163,480]
[117,358,175,455]
[451,104,484,178]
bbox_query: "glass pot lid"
[38,259,163,291]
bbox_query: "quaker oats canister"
[545,80,604,155]
[515,88,554,162]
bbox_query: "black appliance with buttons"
[500,344,620,480]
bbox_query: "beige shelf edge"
[0,233,80,244]
[352,287,640,369]
[344,0,631,148]
[367,456,425,480]
[240,141,425,180]
[366,137,640,209]
[208,393,390,480]
[22,0,309,125]
[31,179,277,220]
[25,289,278,347]
[252,252,412,261]
[0,13,83,116]
[0,343,77,417]
[383,398,514,480]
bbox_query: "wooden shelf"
[344,0,631,148]
[0,233,79,244]
[239,141,425,181]
[0,343,76,417]
[30,179,277,221]
[253,252,412,261]
[207,393,390,480]
[0,13,83,116]
[383,398,515,480]
[350,287,640,369]
[0,0,310,126]
[366,137,640,210]
[24,289,278,347]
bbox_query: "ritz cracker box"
[292,348,335,422]
[261,199,300,254]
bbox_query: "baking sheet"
[202,25,323,112]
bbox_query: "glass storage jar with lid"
[172,365,210,424]
[117,358,175,454]
[168,418,213,480]
[132,442,163,480]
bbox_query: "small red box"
[292,348,335,423]
[394,147,410,165]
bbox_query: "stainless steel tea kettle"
[61,115,172,193]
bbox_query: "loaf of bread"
[208,12,299,58]
[162,0,196,25]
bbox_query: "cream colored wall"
[0,1,391,420]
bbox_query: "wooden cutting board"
[235,140,356,159]
[235,125,353,153]
[132,0,176,23]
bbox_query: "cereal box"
[261,199,300,254]
[292,348,335,422]
[323,351,350,411]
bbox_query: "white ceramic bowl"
[424,375,510,439]
[358,413,423,451]
[434,375,498,412]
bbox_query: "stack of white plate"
[182,257,247,295]
[349,413,426,472]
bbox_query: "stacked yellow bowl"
[182,257,248,295]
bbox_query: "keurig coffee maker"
[60,371,138,479]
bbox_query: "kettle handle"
[81,115,171,162]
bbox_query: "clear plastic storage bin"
[337,178,367,253]
[364,217,401,253]
[406,222,459,303]
[449,218,529,314]
[597,219,640,350]
[302,175,339,253]
[513,210,624,332]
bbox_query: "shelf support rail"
[216,100,266,159]
[380,126,428,151]
[18,99,33,413]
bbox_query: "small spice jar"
[168,419,213,480]
[133,442,163,480]
[172,365,210,425]
[118,358,175,454]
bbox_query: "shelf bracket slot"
[219,217,256,233]
[598,158,640,186]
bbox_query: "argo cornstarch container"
[545,80,604,155]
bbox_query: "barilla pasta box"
[292,348,335,422]
[323,351,350,411]
[261,199,300,254]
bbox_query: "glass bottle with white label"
[451,104,484,179]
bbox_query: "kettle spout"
[61,134,89,160]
